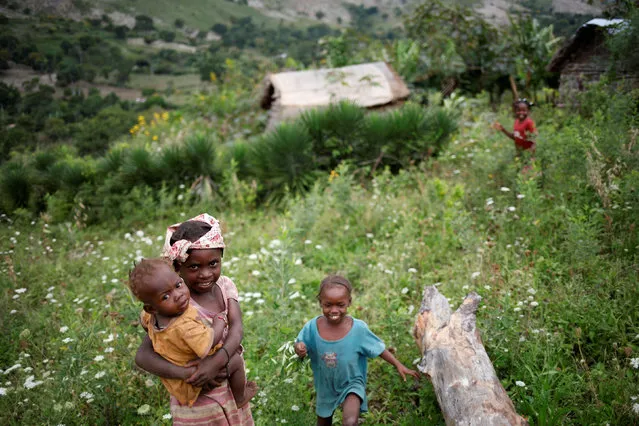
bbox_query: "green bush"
[248,122,320,202]
[0,160,32,212]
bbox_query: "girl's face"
[177,248,222,295]
[515,103,529,121]
[319,285,351,325]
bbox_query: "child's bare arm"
[211,316,226,347]
[186,299,244,387]
[135,335,196,380]
[294,341,307,358]
[380,349,420,381]
[492,122,515,141]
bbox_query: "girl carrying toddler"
[135,213,256,425]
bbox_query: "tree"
[315,10,325,20]
[159,30,176,42]
[0,81,21,115]
[211,23,228,35]
[134,15,155,31]
[507,16,561,97]
[114,25,128,40]
[174,18,185,28]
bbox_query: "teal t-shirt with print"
[296,316,386,417]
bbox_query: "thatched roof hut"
[260,62,410,128]
[547,18,638,101]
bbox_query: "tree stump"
[413,286,528,426]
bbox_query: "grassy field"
[0,91,638,425]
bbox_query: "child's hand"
[294,342,307,358]
[491,121,504,131]
[395,364,420,382]
[185,354,225,387]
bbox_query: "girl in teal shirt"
[295,275,420,426]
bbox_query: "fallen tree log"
[413,286,528,426]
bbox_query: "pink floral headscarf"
[162,213,225,263]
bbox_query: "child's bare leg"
[317,415,332,426]
[342,393,361,426]
[227,353,257,408]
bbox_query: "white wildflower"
[500,187,510,192]
[59,326,69,333]
[145,378,154,388]
[630,358,639,369]
[104,347,114,353]
[508,206,516,212]
[288,278,296,284]
[294,258,302,265]
[401,287,409,294]
[366,233,374,239]
[15,288,27,294]
[408,268,417,273]
[486,198,494,206]
[527,288,537,295]
[515,381,525,387]
[315,245,323,250]
[0,387,7,396]
[251,270,261,276]
[62,338,74,344]
[93,355,104,362]
[530,301,539,307]
[24,375,43,389]
[632,403,639,415]
[135,230,145,238]
[289,291,300,300]
[80,392,93,400]
[163,413,172,420]
[10,310,16,314]
[103,334,114,343]
[94,371,106,379]
[517,194,525,199]
[471,271,481,279]
[248,254,258,260]
[291,405,300,411]
[137,404,151,415]
[304,240,312,245]
[269,240,281,248]
[4,364,21,375]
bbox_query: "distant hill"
[5,0,605,31]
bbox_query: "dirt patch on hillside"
[552,0,601,14]
[0,64,140,100]
[127,38,198,53]
[477,0,525,26]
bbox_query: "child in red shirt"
[493,99,537,154]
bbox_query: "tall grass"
[0,88,638,425]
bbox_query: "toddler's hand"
[491,121,504,131]
[396,364,420,382]
[294,342,307,358]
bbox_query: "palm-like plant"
[121,147,162,189]
[0,160,32,212]
[184,133,217,179]
[248,122,320,203]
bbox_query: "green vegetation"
[0,3,638,425]
[1,84,638,424]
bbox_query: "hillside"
[5,0,605,31]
